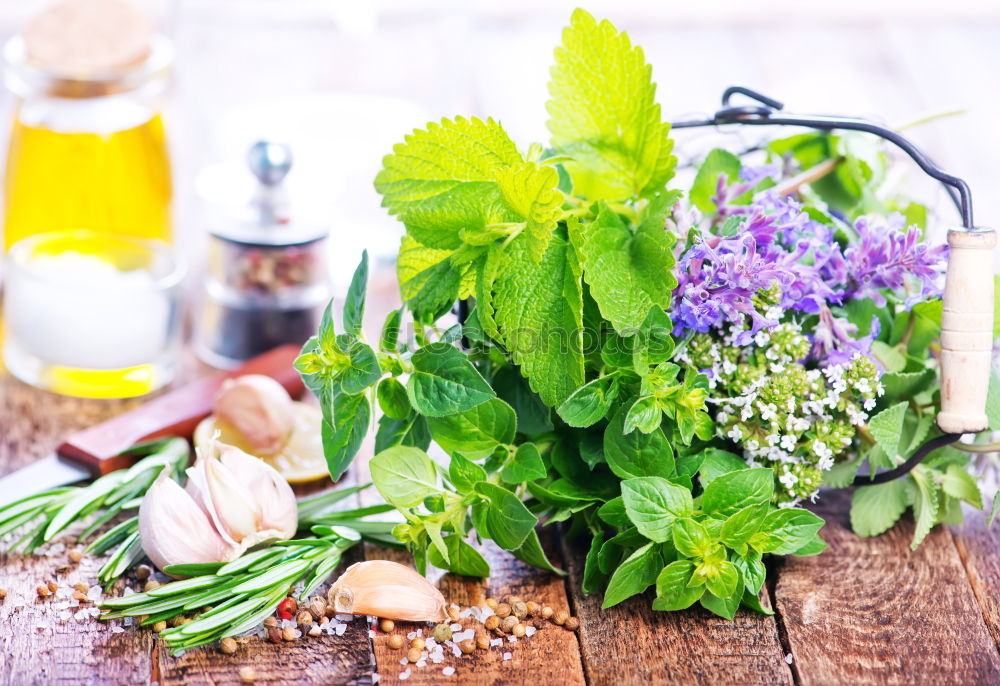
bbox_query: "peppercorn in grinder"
[196,141,330,368]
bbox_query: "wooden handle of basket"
[937,228,996,434]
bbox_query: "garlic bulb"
[213,375,294,455]
[138,440,298,574]
[328,560,449,623]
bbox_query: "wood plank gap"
[765,562,801,686]
[950,509,1000,653]
[151,639,161,685]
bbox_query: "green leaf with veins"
[623,395,661,434]
[547,8,676,201]
[494,162,563,262]
[602,543,662,608]
[867,402,908,458]
[652,560,704,611]
[751,508,825,555]
[500,443,547,484]
[320,387,371,480]
[720,504,769,548]
[940,464,983,509]
[380,306,403,353]
[700,468,773,516]
[690,148,742,213]
[621,476,693,542]
[672,518,714,558]
[374,413,430,453]
[407,342,495,417]
[339,338,381,395]
[703,559,739,600]
[342,250,368,336]
[428,535,490,577]
[448,454,487,494]
[557,374,619,427]
[700,588,740,620]
[909,468,940,549]
[511,529,565,575]
[369,446,441,508]
[377,378,411,420]
[604,407,674,480]
[850,479,910,538]
[426,398,516,459]
[474,482,537,550]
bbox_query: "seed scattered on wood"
[239,666,256,683]
[525,601,539,616]
[144,579,161,593]
[379,619,395,633]
[512,600,528,619]
[512,623,526,638]
[72,591,89,603]
[266,626,282,643]
[500,616,519,634]
[152,621,167,633]
[459,639,476,655]
[308,596,327,620]
[531,617,545,629]
[46,580,58,593]
[170,615,187,628]
[55,564,71,574]
[319,616,329,625]
[0,588,6,602]
[485,597,499,609]
[410,637,425,651]
[495,603,511,618]
[447,605,461,622]
[281,626,296,641]
[296,610,313,628]
[134,564,151,580]
[72,582,88,593]
[553,609,569,626]
[564,617,579,631]
[308,624,322,637]
[220,637,238,654]
[36,585,49,598]
[325,605,337,618]
[541,606,554,620]
[68,549,83,563]
[387,635,404,650]
[406,647,422,663]
[484,615,500,631]
[431,623,452,642]
[476,633,490,650]
[263,617,279,628]
[506,595,521,605]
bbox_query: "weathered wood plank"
[952,507,1000,651]
[559,533,792,686]
[776,489,1000,685]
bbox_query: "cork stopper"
[21,0,153,78]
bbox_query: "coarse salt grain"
[407,631,417,640]
[399,669,411,681]
[368,630,376,639]
[525,626,536,637]
[335,623,347,636]
[111,626,124,634]
[399,658,408,666]
[785,654,793,664]
[503,652,512,661]
[371,675,380,684]
[490,638,502,647]
[336,614,354,622]
[507,636,517,643]
[450,623,461,632]
[442,667,456,676]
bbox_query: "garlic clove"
[218,442,298,540]
[328,560,449,623]
[138,473,237,573]
[213,375,294,456]
[186,450,261,544]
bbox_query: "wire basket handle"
[672,87,995,484]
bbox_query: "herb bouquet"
[296,9,995,620]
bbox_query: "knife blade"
[0,345,306,506]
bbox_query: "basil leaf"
[720,503,769,548]
[602,543,661,608]
[740,588,774,616]
[426,398,516,459]
[652,560,703,611]
[339,338,382,395]
[703,559,739,600]
[377,378,411,420]
[699,587,740,620]
[632,306,675,371]
[321,386,371,480]
[511,529,564,575]
[672,518,713,558]
[380,306,404,352]
[621,476,693,542]
[343,250,368,337]
[407,342,495,417]
[753,508,825,555]
[474,482,537,550]
[697,448,747,487]
[370,446,441,508]
[492,366,553,436]
[557,375,619,427]
[732,550,766,594]
[597,497,630,528]
[623,396,662,435]
[700,468,773,516]
[428,535,490,577]
[604,408,674,480]
[374,413,430,453]
[501,443,547,484]
[448,454,487,494]
[583,531,607,593]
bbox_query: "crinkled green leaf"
[407,342,495,417]
[557,374,619,427]
[495,162,563,262]
[850,478,910,538]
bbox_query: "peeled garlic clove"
[328,560,449,623]
[218,443,297,540]
[138,473,237,573]
[186,452,261,544]
[213,375,294,456]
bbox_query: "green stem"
[951,441,1000,454]
[895,109,966,133]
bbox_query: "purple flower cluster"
[672,165,948,360]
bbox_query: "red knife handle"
[57,345,307,475]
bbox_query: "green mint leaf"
[690,148,742,213]
[557,374,619,427]
[474,482,537,550]
[547,9,676,201]
[492,366,553,436]
[583,531,608,593]
[740,588,774,616]
[511,529,565,575]
[343,250,368,336]
[879,369,936,406]
[318,300,336,353]
[448,454,487,494]
[632,306,675,371]
[703,559,740,600]
[732,550,766,594]
[320,385,371,480]
[602,542,662,608]
[495,162,563,262]
[621,476,693,542]
[407,342,495,417]
[426,398,516,459]
[339,338,381,395]
[867,401,908,458]
[754,508,825,555]
[370,446,441,508]
[623,395,662,435]
[424,518,450,565]
[822,455,863,488]
[792,535,828,556]
[428,535,490,577]
[574,201,677,334]
[604,407,674,480]
[697,449,747,487]
[652,560,704,611]
[700,468,774,516]
[699,586,740,620]
[597,497,631,528]
[672,518,713,558]
[380,306,404,353]
[720,503,769,548]
[488,235,585,407]
[374,413,431,454]
[850,479,910,538]
[377,378,411,420]
[909,469,940,549]
[500,443,547,484]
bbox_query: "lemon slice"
[194,402,328,483]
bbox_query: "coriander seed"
[46,580,58,593]
[0,588,6,602]
[152,621,167,633]
[388,635,404,650]
[459,639,476,655]
[495,603,511,618]
[500,616,519,634]
[553,609,569,625]
[431,623,452,642]
[72,591,89,603]
[308,596,327,620]
[513,623,526,638]
[263,616,278,628]
[448,605,461,622]
[68,549,83,564]
[506,596,522,605]
[485,597,498,609]
[512,600,528,619]
[296,610,313,628]
[564,617,579,631]
[220,637,238,654]
[379,619,395,633]
[36,585,49,598]
[72,582,88,593]
[484,615,500,631]
[239,666,256,683]
[267,626,282,643]
[476,633,490,650]
[410,637,425,651]
[144,579,161,593]
[134,564,151,581]
[281,626,297,641]
[406,647,422,663]
[541,606,554,620]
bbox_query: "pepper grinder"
[196,141,330,369]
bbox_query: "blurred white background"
[0,0,998,283]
